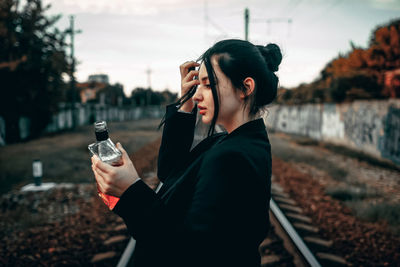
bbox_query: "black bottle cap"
[94,121,109,141]
[95,130,109,141]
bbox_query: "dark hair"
[159,39,282,136]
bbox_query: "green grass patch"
[323,143,400,172]
[288,134,400,172]
[327,184,400,235]
[326,185,381,201]
[345,201,400,235]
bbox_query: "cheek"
[220,95,241,114]
[205,91,214,108]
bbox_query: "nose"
[193,85,203,103]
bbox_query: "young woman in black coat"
[91,39,282,267]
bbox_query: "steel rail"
[270,198,321,267]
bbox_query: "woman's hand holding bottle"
[91,142,140,198]
[179,61,200,113]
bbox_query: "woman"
[91,39,282,266]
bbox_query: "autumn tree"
[279,18,400,104]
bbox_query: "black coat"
[113,104,272,267]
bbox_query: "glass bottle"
[88,120,122,210]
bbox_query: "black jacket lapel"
[158,132,226,199]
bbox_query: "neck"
[222,110,251,134]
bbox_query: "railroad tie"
[261,255,282,266]
[316,252,348,266]
[285,212,313,224]
[278,203,303,213]
[293,222,319,234]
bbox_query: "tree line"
[0,0,177,143]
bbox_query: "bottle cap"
[94,121,109,141]
[94,121,107,132]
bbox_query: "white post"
[32,159,43,186]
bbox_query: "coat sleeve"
[113,148,269,265]
[157,103,197,182]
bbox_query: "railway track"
[261,182,348,266]
[112,179,349,267]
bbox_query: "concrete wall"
[264,99,400,165]
[0,104,164,146]
[44,104,164,133]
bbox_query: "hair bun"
[257,43,282,72]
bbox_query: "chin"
[201,115,212,124]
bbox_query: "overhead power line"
[245,8,293,40]
[204,0,229,42]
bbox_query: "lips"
[198,105,206,115]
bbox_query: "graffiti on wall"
[272,106,288,131]
[322,104,344,139]
[343,106,382,147]
[381,106,400,164]
[301,104,322,139]
[268,105,322,139]
[264,100,400,166]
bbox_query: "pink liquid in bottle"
[90,121,123,210]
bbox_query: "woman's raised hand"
[91,143,140,197]
[179,61,200,113]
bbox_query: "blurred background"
[0,0,400,266]
[0,0,399,145]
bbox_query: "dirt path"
[0,119,162,194]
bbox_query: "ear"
[240,77,255,99]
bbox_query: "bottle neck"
[95,131,109,141]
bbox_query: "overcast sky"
[43,0,400,96]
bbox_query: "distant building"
[77,74,125,105]
[77,74,109,103]
[77,81,107,103]
[88,74,109,84]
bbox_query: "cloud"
[43,0,209,15]
[46,0,157,15]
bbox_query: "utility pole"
[68,15,81,128]
[146,67,152,106]
[244,8,249,41]
[204,0,208,43]
[146,68,152,89]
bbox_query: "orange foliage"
[277,18,400,104]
